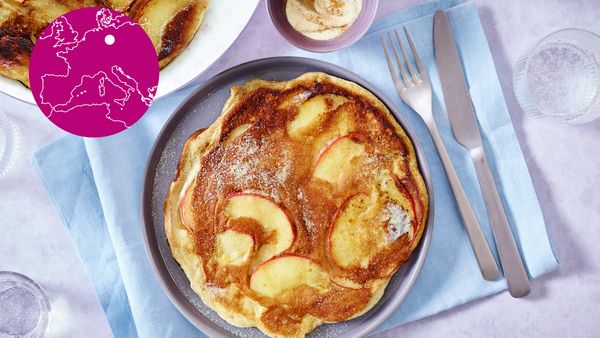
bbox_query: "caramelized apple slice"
[178,158,201,230]
[214,230,254,266]
[250,254,330,299]
[328,178,415,269]
[223,123,251,147]
[287,94,346,138]
[130,0,208,68]
[179,184,194,229]
[105,0,136,11]
[377,174,416,241]
[328,193,384,269]
[224,194,295,267]
[313,135,364,184]
[331,277,363,289]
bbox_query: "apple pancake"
[164,72,428,337]
[0,0,208,86]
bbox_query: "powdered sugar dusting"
[275,166,289,183]
[221,136,259,187]
[291,90,311,104]
[382,203,411,242]
[302,210,317,236]
[214,131,293,205]
[205,284,227,297]
[275,148,292,184]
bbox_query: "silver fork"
[381,28,500,281]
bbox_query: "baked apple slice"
[214,229,254,266]
[287,94,346,138]
[129,0,209,68]
[178,158,202,230]
[224,194,295,267]
[377,174,416,242]
[249,254,330,299]
[328,193,383,269]
[328,178,415,269]
[179,184,193,229]
[313,135,364,184]
[105,0,136,11]
[223,123,251,147]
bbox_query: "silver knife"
[434,10,531,297]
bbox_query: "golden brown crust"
[0,0,103,86]
[0,0,208,86]
[0,13,33,86]
[157,2,204,67]
[129,0,208,68]
[165,73,429,337]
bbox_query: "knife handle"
[426,120,500,281]
[471,147,531,297]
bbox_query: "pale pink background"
[1,1,599,337]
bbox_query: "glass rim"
[518,28,600,123]
[0,271,51,337]
[0,109,20,178]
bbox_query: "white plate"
[0,0,259,104]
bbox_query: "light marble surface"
[1,0,599,337]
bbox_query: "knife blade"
[434,10,531,297]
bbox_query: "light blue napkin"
[33,0,558,337]
[33,137,137,337]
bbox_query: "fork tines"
[381,27,427,89]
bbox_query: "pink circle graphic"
[29,8,159,138]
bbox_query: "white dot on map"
[105,34,115,46]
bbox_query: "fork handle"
[426,120,500,281]
[471,147,531,297]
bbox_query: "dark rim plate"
[141,56,434,338]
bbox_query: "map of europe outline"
[29,8,159,137]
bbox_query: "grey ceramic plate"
[141,57,434,338]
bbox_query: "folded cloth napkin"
[33,137,137,337]
[33,0,558,337]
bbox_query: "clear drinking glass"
[513,28,600,124]
[0,272,51,337]
[0,109,20,178]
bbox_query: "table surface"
[1,0,599,337]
